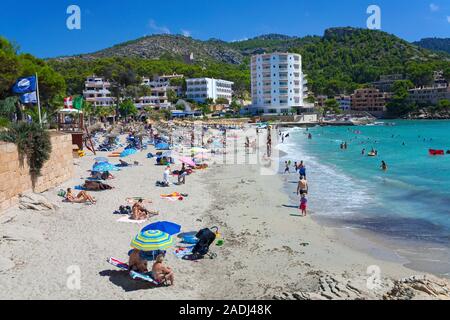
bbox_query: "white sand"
[0,128,439,300]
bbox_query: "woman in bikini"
[152,253,174,286]
[66,188,96,204]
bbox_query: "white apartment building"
[250,53,308,114]
[137,74,184,110]
[408,84,450,105]
[83,76,115,107]
[186,78,234,103]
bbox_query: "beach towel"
[160,192,184,201]
[173,246,194,259]
[83,180,113,191]
[107,257,160,285]
[116,216,147,224]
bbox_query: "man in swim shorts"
[297,176,308,195]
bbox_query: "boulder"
[18,192,58,211]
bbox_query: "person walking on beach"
[178,163,187,185]
[267,133,272,157]
[299,193,308,217]
[297,176,309,196]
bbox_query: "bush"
[0,122,52,187]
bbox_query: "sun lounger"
[107,257,162,285]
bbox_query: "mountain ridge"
[52,27,450,65]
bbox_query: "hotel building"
[334,95,352,111]
[351,88,388,116]
[250,53,308,114]
[186,78,234,103]
[83,76,115,107]
[137,74,184,110]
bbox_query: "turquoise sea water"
[279,120,450,275]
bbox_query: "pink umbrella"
[179,157,196,167]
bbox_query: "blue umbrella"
[155,143,170,150]
[120,148,137,157]
[142,221,181,236]
[92,162,120,172]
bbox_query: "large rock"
[18,193,58,211]
[384,275,450,300]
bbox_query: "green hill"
[48,27,450,96]
[413,38,450,54]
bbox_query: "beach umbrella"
[179,156,196,167]
[92,162,120,172]
[142,221,181,236]
[130,230,175,252]
[155,142,170,150]
[94,157,109,163]
[120,148,137,158]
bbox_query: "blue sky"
[0,0,449,58]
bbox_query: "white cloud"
[181,29,191,37]
[429,3,439,12]
[148,19,170,34]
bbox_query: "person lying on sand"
[128,249,148,273]
[152,253,174,286]
[65,188,96,204]
[131,199,158,220]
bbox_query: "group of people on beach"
[283,158,309,217]
[129,250,175,286]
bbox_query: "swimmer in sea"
[381,161,388,171]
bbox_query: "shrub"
[0,122,52,188]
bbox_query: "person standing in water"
[284,161,290,174]
[381,161,388,171]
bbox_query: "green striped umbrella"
[130,230,175,252]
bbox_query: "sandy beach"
[0,125,448,300]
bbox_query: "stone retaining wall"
[0,132,74,212]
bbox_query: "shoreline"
[280,124,450,279]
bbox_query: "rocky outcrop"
[18,193,58,211]
[406,109,450,120]
[58,35,244,65]
[383,275,450,300]
[273,274,450,300]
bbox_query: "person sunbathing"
[128,249,148,273]
[65,188,96,204]
[131,199,158,220]
[152,253,174,286]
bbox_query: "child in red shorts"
[299,193,307,217]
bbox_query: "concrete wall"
[0,132,74,212]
